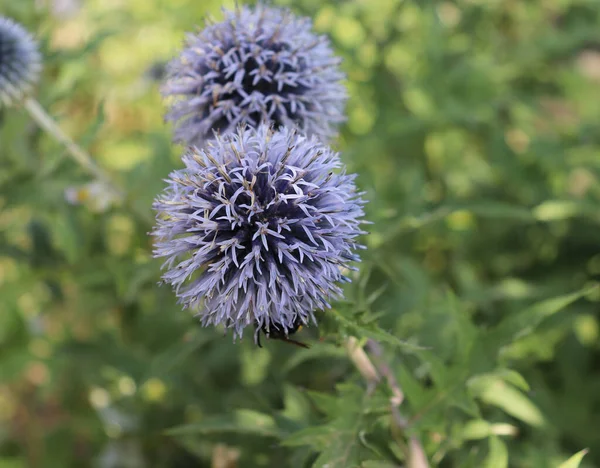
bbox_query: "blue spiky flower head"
[162,5,347,147]
[0,17,41,107]
[152,124,366,340]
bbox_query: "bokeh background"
[2,0,600,466]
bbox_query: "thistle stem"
[23,97,124,199]
[347,337,430,468]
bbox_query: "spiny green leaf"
[283,384,371,468]
[282,426,339,451]
[330,308,422,351]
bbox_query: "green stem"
[23,97,124,200]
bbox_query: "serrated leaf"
[330,308,421,351]
[558,449,588,468]
[305,390,339,415]
[283,384,369,468]
[311,435,362,468]
[282,425,339,451]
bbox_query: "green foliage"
[1,0,600,467]
[559,450,589,468]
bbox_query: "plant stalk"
[23,97,124,200]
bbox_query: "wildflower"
[64,181,120,212]
[162,5,346,147]
[152,124,366,340]
[0,17,41,107]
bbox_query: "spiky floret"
[0,17,41,107]
[152,124,366,340]
[162,5,346,147]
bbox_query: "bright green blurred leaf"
[485,436,508,468]
[558,449,589,468]
[469,376,544,427]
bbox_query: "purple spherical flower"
[0,17,41,107]
[152,124,366,340]
[162,5,347,147]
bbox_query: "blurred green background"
[2,0,600,466]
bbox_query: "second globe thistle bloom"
[0,17,41,107]
[152,124,366,340]
[162,5,347,147]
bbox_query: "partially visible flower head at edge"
[0,17,41,107]
[152,124,366,341]
[162,4,347,148]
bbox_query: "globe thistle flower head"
[0,17,41,107]
[162,5,347,147]
[152,124,366,340]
